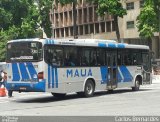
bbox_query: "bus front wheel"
[84,80,95,97]
[132,79,140,91]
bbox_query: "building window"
[140,0,144,8]
[126,2,134,10]
[127,21,134,29]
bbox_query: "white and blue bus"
[5,38,152,97]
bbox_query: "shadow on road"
[13,88,152,103]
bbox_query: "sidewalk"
[152,75,160,84]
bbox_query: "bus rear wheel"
[132,79,140,91]
[84,80,95,97]
[51,93,66,98]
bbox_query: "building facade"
[50,0,159,58]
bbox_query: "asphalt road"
[0,79,160,116]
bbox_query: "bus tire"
[51,93,66,98]
[132,79,140,91]
[8,90,13,97]
[84,79,95,97]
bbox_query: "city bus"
[5,38,152,97]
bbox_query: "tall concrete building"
[50,0,159,58]
[119,0,159,58]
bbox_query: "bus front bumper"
[5,80,46,92]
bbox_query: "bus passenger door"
[142,52,152,84]
[106,51,117,89]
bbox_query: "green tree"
[0,0,40,38]
[137,0,158,39]
[0,26,20,61]
[88,0,126,42]
[0,0,40,61]
[153,0,160,41]
[37,0,53,38]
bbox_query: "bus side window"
[118,54,122,66]
[82,56,89,66]
[64,46,78,67]
[133,53,137,65]
[97,49,105,66]
[82,49,90,66]
[90,50,97,66]
[46,48,53,64]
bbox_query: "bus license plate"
[20,87,27,90]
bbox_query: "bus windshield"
[6,41,42,62]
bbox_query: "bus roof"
[8,38,149,50]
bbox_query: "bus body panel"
[5,38,151,95]
[117,66,142,88]
[6,61,46,92]
[44,66,140,93]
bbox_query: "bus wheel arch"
[81,78,95,97]
[132,75,142,91]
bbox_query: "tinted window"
[64,47,79,66]
[44,46,63,66]
[7,42,42,62]
[82,48,90,66]
[97,49,105,66]
[90,49,97,66]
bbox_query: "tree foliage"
[58,0,77,5]
[0,0,54,61]
[0,0,41,61]
[0,0,39,33]
[89,0,126,17]
[37,0,53,38]
[88,0,126,42]
[137,0,158,38]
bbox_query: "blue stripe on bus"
[19,63,30,81]
[12,63,20,81]
[45,39,48,44]
[55,68,58,88]
[46,39,54,44]
[47,39,50,44]
[6,80,46,92]
[119,66,133,82]
[48,65,51,88]
[108,43,116,48]
[100,66,108,84]
[52,67,55,88]
[98,43,106,47]
[51,40,54,44]
[26,62,37,79]
[48,65,58,89]
[118,44,125,48]
[49,40,52,44]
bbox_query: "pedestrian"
[0,70,5,88]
